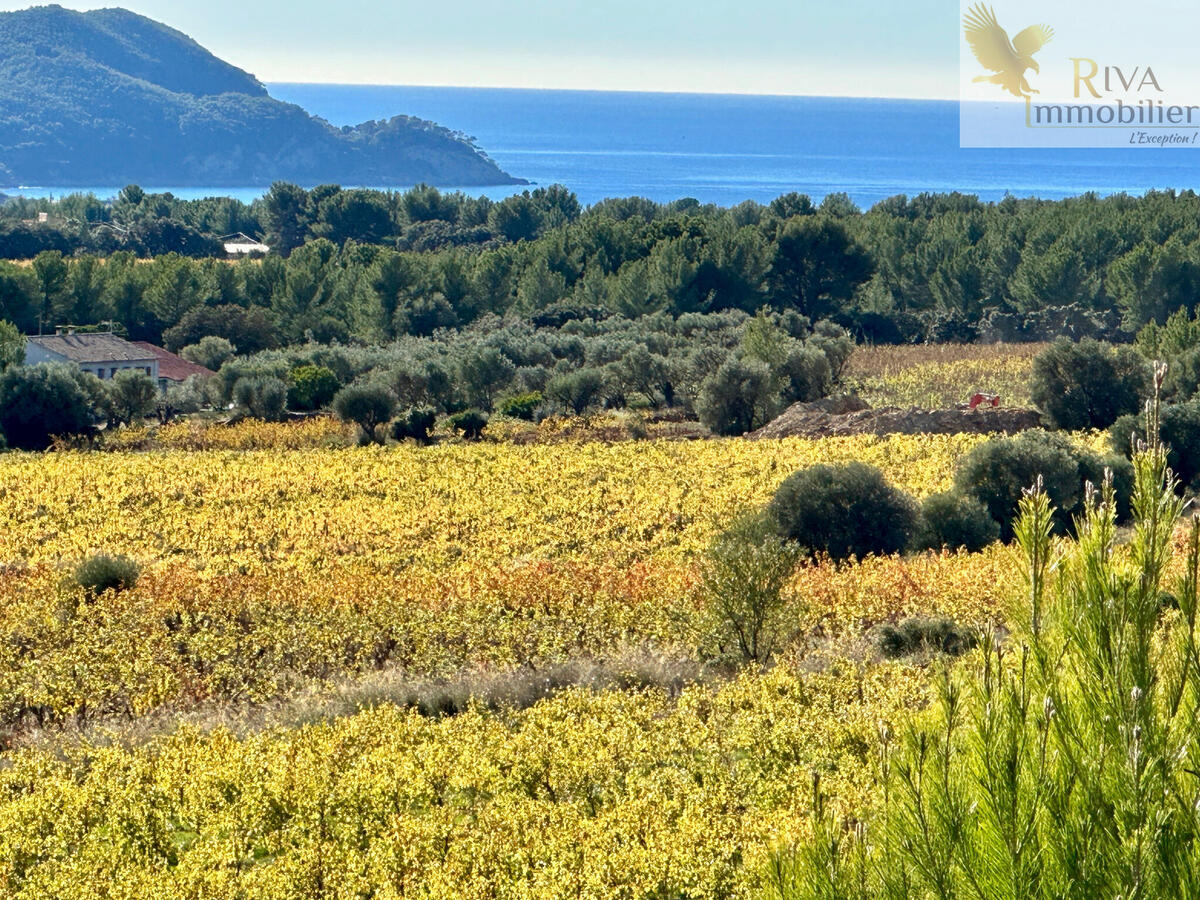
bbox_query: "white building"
[25,332,159,382]
[223,233,270,257]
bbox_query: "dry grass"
[7,647,712,753]
[847,342,1048,380]
[847,342,1048,410]
[488,409,710,444]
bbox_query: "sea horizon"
[270,81,964,103]
[7,84,1200,208]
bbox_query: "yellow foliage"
[0,434,986,573]
[849,343,1042,409]
[0,666,929,899]
[0,548,1016,727]
[0,430,1060,897]
[102,417,356,452]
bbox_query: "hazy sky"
[0,0,958,96]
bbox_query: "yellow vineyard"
[0,431,1029,898]
[0,434,984,572]
[849,342,1045,409]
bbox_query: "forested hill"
[0,5,524,188]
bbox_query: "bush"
[912,491,1000,552]
[332,383,398,444]
[391,406,437,443]
[767,462,918,561]
[180,335,236,371]
[777,343,834,404]
[286,364,341,411]
[495,391,543,421]
[232,375,288,422]
[955,429,1129,540]
[0,362,101,450]
[774,414,1200,899]
[448,408,489,440]
[1079,449,1135,523]
[1162,345,1200,402]
[106,369,158,427]
[545,368,609,415]
[1030,338,1150,430]
[0,319,24,370]
[1111,400,1200,488]
[700,512,805,663]
[455,347,516,408]
[158,376,205,423]
[696,356,780,437]
[616,346,673,407]
[808,320,855,383]
[74,553,140,596]
[876,616,978,659]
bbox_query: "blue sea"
[13,85,1200,207]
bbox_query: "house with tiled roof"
[130,342,216,390]
[25,331,158,382]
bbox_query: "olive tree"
[106,369,158,426]
[333,383,398,444]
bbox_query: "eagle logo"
[963,4,1055,97]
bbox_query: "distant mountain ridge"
[0,5,524,188]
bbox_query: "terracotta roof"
[28,333,157,364]
[130,342,216,382]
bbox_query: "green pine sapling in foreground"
[767,364,1200,900]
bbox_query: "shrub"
[448,408,489,440]
[0,362,101,450]
[956,429,1129,539]
[699,512,805,663]
[180,335,236,371]
[545,368,609,415]
[455,347,516,408]
[1030,338,1150,430]
[767,462,918,561]
[372,358,451,412]
[286,364,341,411]
[1136,306,1200,361]
[391,406,437,443]
[106,369,158,427]
[0,319,24,370]
[696,356,780,436]
[774,412,1200,900]
[777,342,834,404]
[232,375,289,422]
[809,320,854,382]
[158,376,205,423]
[164,305,275,354]
[332,383,398,444]
[495,391,543,421]
[912,491,1000,552]
[1162,345,1200,402]
[74,553,140,597]
[1111,400,1200,488]
[1080,449,1136,522]
[876,616,978,659]
[616,346,673,407]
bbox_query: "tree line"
[5,185,1200,349]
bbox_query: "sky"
[0,0,959,97]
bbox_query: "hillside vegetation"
[0,6,520,187]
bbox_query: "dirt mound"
[749,398,1042,440]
